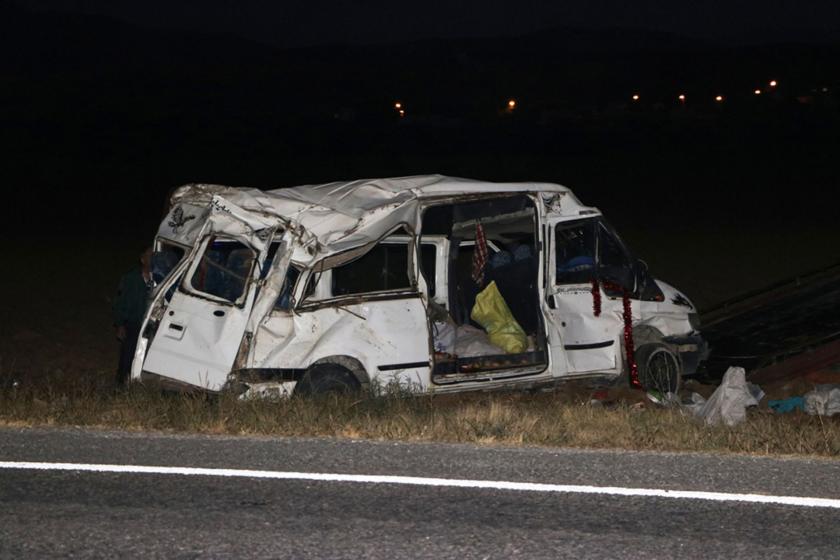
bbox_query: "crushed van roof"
[159,174,593,259]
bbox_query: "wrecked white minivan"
[132,175,707,397]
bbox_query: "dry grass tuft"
[1,377,839,457]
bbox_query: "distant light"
[715,95,724,102]
[678,94,686,102]
[398,109,405,117]
[394,102,402,110]
[754,89,762,95]
[822,87,829,93]
[507,99,517,109]
[769,80,778,87]
[632,94,640,101]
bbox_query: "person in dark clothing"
[113,247,153,387]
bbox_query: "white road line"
[1,460,838,509]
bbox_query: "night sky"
[3,0,840,389]
[4,0,840,252]
[23,0,840,46]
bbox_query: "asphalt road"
[1,428,839,559]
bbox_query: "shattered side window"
[331,243,411,297]
[274,267,300,311]
[189,238,257,304]
[260,242,281,279]
[555,221,596,284]
[151,243,186,284]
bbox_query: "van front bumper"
[663,334,709,376]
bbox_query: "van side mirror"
[633,259,650,292]
[633,259,665,301]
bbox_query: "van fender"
[632,324,667,348]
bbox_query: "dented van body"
[132,175,707,397]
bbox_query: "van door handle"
[165,322,186,340]
[213,310,225,317]
[546,295,556,309]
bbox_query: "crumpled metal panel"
[251,297,431,384]
[157,175,586,265]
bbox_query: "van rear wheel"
[295,364,360,396]
[636,343,681,395]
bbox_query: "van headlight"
[688,313,701,331]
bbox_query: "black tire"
[636,343,682,395]
[295,364,360,396]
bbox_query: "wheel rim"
[643,348,680,394]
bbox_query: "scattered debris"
[803,384,840,417]
[645,389,679,406]
[684,366,762,426]
[768,396,805,414]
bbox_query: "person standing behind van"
[113,247,153,387]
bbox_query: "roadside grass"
[1,377,838,457]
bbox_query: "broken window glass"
[190,238,257,304]
[151,243,186,285]
[260,242,281,280]
[249,240,301,311]
[332,243,410,297]
[274,267,300,310]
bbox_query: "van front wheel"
[635,343,681,395]
[296,364,360,396]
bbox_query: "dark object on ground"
[768,396,805,414]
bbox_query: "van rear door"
[142,235,268,390]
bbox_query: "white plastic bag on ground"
[803,384,840,417]
[690,366,761,427]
